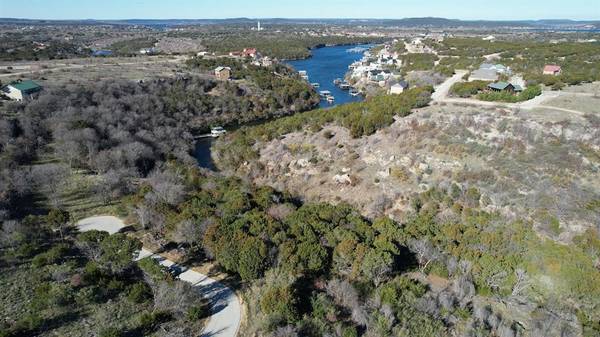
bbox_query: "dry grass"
[253,103,600,242]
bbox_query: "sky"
[0,0,599,21]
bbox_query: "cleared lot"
[543,94,600,115]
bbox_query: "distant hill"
[1,17,599,29]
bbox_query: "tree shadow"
[41,310,84,333]
[395,245,419,273]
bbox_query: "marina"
[287,44,370,107]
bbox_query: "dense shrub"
[449,80,490,97]
[127,282,153,303]
[99,327,124,337]
[260,285,299,322]
[187,303,210,321]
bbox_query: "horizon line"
[1,16,599,22]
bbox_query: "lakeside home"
[543,64,562,75]
[487,82,523,93]
[214,66,232,80]
[389,81,409,94]
[1,79,43,101]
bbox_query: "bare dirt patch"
[252,104,600,242]
[544,94,600,115]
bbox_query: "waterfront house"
[487,82,523,93]
[242,48,258,58]
[260,56,274,67]
[92,49,113,57]
[389,81,409,94]
[1,79,43,101]
[139,47,157,55]
[543,65,562,76]
[214,66,232,80]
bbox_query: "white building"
[1,80,42,101]
[389,81,409,94]
[139,47,157,55]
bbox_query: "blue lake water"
[196,45,372,170]
[287,44,371,107]
[194,137,217,170]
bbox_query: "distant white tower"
[257,21,262,31]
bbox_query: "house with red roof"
[242,48,258,58]
[543,65,562,76]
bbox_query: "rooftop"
[393,81,409,88]
[8,80,42,93]
[470,69,499,81]
[488,82,523,91]
[544,65,562,72]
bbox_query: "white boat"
[298,70,307,76]
[311,83,320,88]
[339,83,351,90]
[319,90,332,98]
[327,96,335,103]
[350,89,361,96]
[211,126,227,137]
[333,78,342,85]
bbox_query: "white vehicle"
[211,126,227,137]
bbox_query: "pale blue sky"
[0,0,599,20]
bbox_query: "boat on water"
[347,46,368,53]
[339,83,351,90]
[333,78,342,85]
[311,83,320,88]
[211,126,227,137]
[349,89,361,97]
[319,90,332,98]
[327,96,335,103]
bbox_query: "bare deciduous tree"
[511,268,529,297]
[146,169,186,206]
[153,280,200,318]
[134,204,152,230]
[173,219,202,247]
[409,238,440,273]
[326,279,368,326]
[32,163,70,207]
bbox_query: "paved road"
[76,216,126,234]
[76,216,241,337]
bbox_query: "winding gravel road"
[76,216,241,337]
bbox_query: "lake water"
[195,44,371,170]
[287,44,371,107]
[194,137,217,170]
